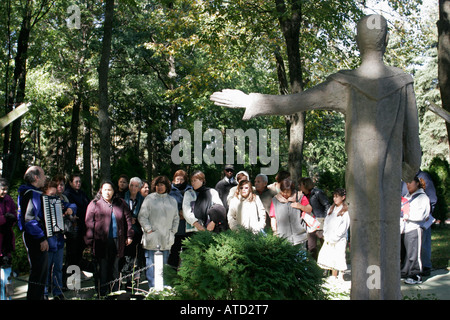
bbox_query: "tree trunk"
[98,0,115,181]
[438,0,450,155]
[3,0,12,158]
[4,1,33,182]
[66,95,81,173]
[82,101,92,197]
[274,47,289,96]
[275,0,304,184]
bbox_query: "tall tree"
[274,0,304,183]
[3,0,53,181]
[98,0,115,181]
[438,0,450,154]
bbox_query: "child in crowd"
[43,180,76,300]
[317,188,350,282]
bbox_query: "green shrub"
[167,229,327,300]
[426,156,450,223]
[11,226,29,275]
[316,170,345,199]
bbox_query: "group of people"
[0,163,436,300]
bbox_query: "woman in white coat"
[228,180,266,233]
[138,176,179,289]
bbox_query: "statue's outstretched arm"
[210,79,346,120]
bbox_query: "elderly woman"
[84,181,134,296]
[138,176,179,289]
[124,177,145,241]
[183,171,223,232]
[122,177,145,289]
[228,180,266,233]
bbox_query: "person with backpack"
[17,166,48,300]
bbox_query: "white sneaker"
[405,275,422,285]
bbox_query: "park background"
[1,0,449,282]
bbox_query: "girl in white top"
[317,188,350,281]
[227,180,266,233]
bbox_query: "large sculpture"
[211,14,422,299]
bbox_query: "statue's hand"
[210,89,249,108]
[210,89,254,119]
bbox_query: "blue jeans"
[145,249,169,288]
[45,248,64,297]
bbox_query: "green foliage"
[11,227,29,275]
[168,229,327,300]
[316,170,345,199]
[430,224,450,269]
[111,148,147,183]
[303,111,346,182]
[426,156,450,223]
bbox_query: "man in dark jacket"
[299,177,330,260]
[18,166,47,300]
[215,164,237,211]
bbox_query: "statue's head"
[356,14,389,57]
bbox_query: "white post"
[154,245,164,291]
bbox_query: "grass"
[430,223,450,270]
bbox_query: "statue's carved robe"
[248,68,421,299]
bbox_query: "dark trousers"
[94,238,119,296]
[23,233,48,300]
[168,234,188,269]
[401,228,423,278]
[307,229,324,260]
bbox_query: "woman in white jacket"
[138,176,179,289]
[401,175,430,285]
[228,180,266,233]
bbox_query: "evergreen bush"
[167,229,327,300]
[426,156,450,223]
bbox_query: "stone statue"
[210,14,422,300]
